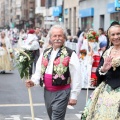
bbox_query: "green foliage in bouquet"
[14,48,33,79]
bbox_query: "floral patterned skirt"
[81,82,120,120]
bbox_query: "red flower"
[42,57,48,67]
[62,56,70,67]
[92,31,96,36]
[95,36,98,40]
[53,58,60,66]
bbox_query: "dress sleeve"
[69,52,82,100]
[96,56,106,86]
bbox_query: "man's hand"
[25,80,34,88]
[68,99,77,106]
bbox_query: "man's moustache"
[54,40,62,43]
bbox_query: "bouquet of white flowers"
[14,48,33,79]
[14,48,35,120]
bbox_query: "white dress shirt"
[21,34,39,50]
[31,48,82,100]
[98,35,107,44]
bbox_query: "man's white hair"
[48,24,67,39]
[43,25,67,50]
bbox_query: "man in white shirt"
[21,29,40,76]
[26,25,81,120]
[98,28,107,46]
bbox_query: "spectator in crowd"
[21,29,40,77]
[67,29,71,36]
[98,40,107,56]
[76,27,82,38]
[72,36,78,43]
[98,28,107,45]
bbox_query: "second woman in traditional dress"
[81,21,120,120]
[0,31,13,73]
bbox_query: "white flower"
[15,51,20,57]
[9,49,13,53]
[19,56,24,62]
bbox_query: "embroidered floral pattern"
[81,82,120,120]
[112,58,120,71]
[53,57,60,65]
[41,48,51,74]
[53,47,70,80]
[62,56,70,67]
[42,57,48,67]
[41,47,71,81]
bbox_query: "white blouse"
[31,48,82,100]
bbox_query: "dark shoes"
[1,71,5,74]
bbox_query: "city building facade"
[0,0,5,28]
[78,0,120,31]
[35,0,45,28]
[0,0,120,32]
[15,0,35,29]
[43,0,63,29]
[0,0,36,29]
[64,0,79,36]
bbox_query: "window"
[110,13,120,23]
[41,0,45,6]
[81,17,93,30]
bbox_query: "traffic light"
[59,13,62,22]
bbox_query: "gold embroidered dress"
[81,46,120,120]
[0,41,13,71]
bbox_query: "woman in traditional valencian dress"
[0,31,13,73]
[81,21,120,120]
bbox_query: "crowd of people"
[0,21,120,120]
